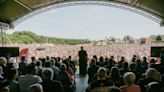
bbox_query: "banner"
[20,48,29,61]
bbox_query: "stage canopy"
[0,0,164,29]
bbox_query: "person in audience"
[88,58,99,83]
[142,57,148,71]
[31,57,36,66]
[117,56,125,69]
[18,64,42,92]
[98,56,105,67]
[56,63,73,92]
[0,57,7,67]
[50,59,60,75]
[55,57,62,69]
[109,67,124,87]
[86,67,112,92]
[68,56,76,73]
[29,84,43,92]
[0,81,9,92]
[6,68,19,92]
[105,59,114,75]
[103,57,109,67]
[110,56,116,65]
[149,59,156,64]
[135,59,145,76]
[62,59,75,78]
[129,62,141,83]
[40,58,46,67]
[19,56,27,75]
[131,55,137,63]
[44,61,59,79]
[40,68,64,92]
[35,60,43,78]
[93,55,98,66]
[146,82,163,92]
[0,57,7,78]
[0,66,4,81]
[46,56,50,61]
[119,62,129,75]
[62,59,76,88]
[120,72,141,92]
[137,68,161,92]
[108,86,122,92]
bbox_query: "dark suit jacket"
[41,80,65,92]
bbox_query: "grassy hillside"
[6,31,91,45]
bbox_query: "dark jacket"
[41,80,64,92]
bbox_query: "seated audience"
[87,67,112,92]
[18,64,42,92]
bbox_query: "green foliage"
[106,37,116,44]
[7,31,91,45]
[123,35,134,43]
[156,35,162,42]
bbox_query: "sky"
[7,5,164,40]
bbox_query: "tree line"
[0,31,163,45]
[4,31,91,45]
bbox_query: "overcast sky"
[7,5,164,40]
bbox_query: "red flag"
[20,48,29,61]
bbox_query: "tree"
[106,37,116,44]
[110,37,116,43]
[123,35,134,43]
[156,35,162,42]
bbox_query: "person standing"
[78,46,88,76]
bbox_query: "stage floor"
[75,73,88,92]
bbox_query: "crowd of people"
[0,55,76,92]
[86,54,164,92]
[7,43,164,61]
[0,43,164,92]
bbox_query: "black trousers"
[79,60,87,75]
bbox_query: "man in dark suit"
[78,46,88,76]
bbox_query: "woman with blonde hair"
[120,72,141,92]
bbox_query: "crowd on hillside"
[0,43,164,92]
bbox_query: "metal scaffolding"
[0,22,9,47]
